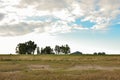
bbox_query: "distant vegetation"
[71,51,83,55]
[16,40,106,55]
[16,40,70,55]
[93,52,106,55]
[16,40,37,55]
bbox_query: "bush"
[93,52,106,55]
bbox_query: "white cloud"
[91,23,110,30]
[0,0,120,36]
[0,21,54,36]
[0,0,21,6]
[71,2,84,17]
[98,0,120,18]
[72,24,89,30]
[0,13,5,21]
[19,0,68,11]
[52,9,75,22]
[79,0,120,30]
[50,21,72,34]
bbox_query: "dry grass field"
[0,55,120,80]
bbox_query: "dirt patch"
[28,65,54,71]
[28,65,120,71]
[68,65,120,71]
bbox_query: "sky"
[0,0,120,54]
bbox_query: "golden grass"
[0,55,120,80]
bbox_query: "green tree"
[26,40,37,54]
[59,44,70,54]
[16,40,37,55]
[41,47,44,54]
[40,46,54,54]
[65,44,70,54]
[37,47,40,54]
[55,45,60,54]
[98,52,106,55]
[16,43,27,54]
[60,45,64,53]
[93,52,98,55]
[44,46,54,54]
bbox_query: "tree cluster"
[16,41,71,55]
[39,46,54,54]
[93,52,106,55]
[16,40,37,55]
[55,45,70,54]
[37,45,70,54]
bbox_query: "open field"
[0,55,120,80]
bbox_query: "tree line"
[16,40,70,55]
[16,40,106,55]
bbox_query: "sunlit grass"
[0,55,120,80]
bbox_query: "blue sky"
[0,0,120,54]
[72,18,96,28]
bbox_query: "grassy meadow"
[0,54,120,80]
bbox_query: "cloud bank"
[0,0,120,36]
[0,13,5,21]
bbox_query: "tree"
[26,40,37,54]
[101,52,106,55]
[59,45,64,53]
[44,46,54,54]
[37,47,40,54]
[16,43,27,54]
[41,47,45,54]
[41,46,54,54]
[98,52,106,55]
[16,40,37,55]
[55,45,60,54]
[65,44,70,54]
[93,52,98,55]
[59,44,70,54]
